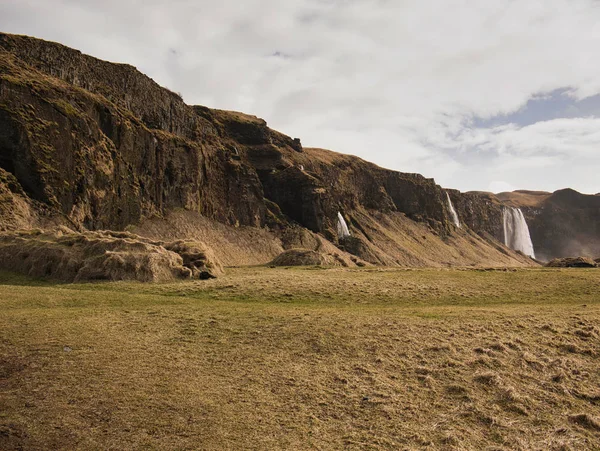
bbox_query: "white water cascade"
[503,207,535,258]
[446,192,461,228]
[337,212,351,240]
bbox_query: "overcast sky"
[2,0,600,194]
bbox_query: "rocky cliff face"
[0,32,557,268]
[497,189,600,261]
[0,33,270,232]
[448,190,505,242]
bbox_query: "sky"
[1,0,600,194]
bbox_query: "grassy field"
[1,266,600,450]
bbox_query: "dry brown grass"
[1,267,599,450]
[496,190,552,208]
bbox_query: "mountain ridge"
[0,32,597,268]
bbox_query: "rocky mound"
[270,249,349,267]
[0,228,223,282]
[163,240,223,279]
[545,257,598,268]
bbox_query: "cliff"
[497,189,600,261]
[0,32,550,268]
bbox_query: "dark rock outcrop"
[450,191,505,243]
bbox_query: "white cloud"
[1,0,600,194]
[426,117,600,193]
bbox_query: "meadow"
[1,266,599,450]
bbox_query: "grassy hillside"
[1,267,600,450]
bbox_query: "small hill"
[496,190,551,207]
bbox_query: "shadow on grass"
[0,271,125,292]
[0,270,65,287]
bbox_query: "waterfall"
[446,192,461,228]
[337,212,351,240]
[503,207,535,258]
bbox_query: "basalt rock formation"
[1,32,579,272]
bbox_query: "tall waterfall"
[503,207,535,258]
[337,212,351,240]
[446,192,461,228]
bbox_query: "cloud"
[1,0,600,194]
[424,117,600,193]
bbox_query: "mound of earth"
[270,249,351,267]
[545,257,598,268]
[0,228,223,282]
[163,240,224,279]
